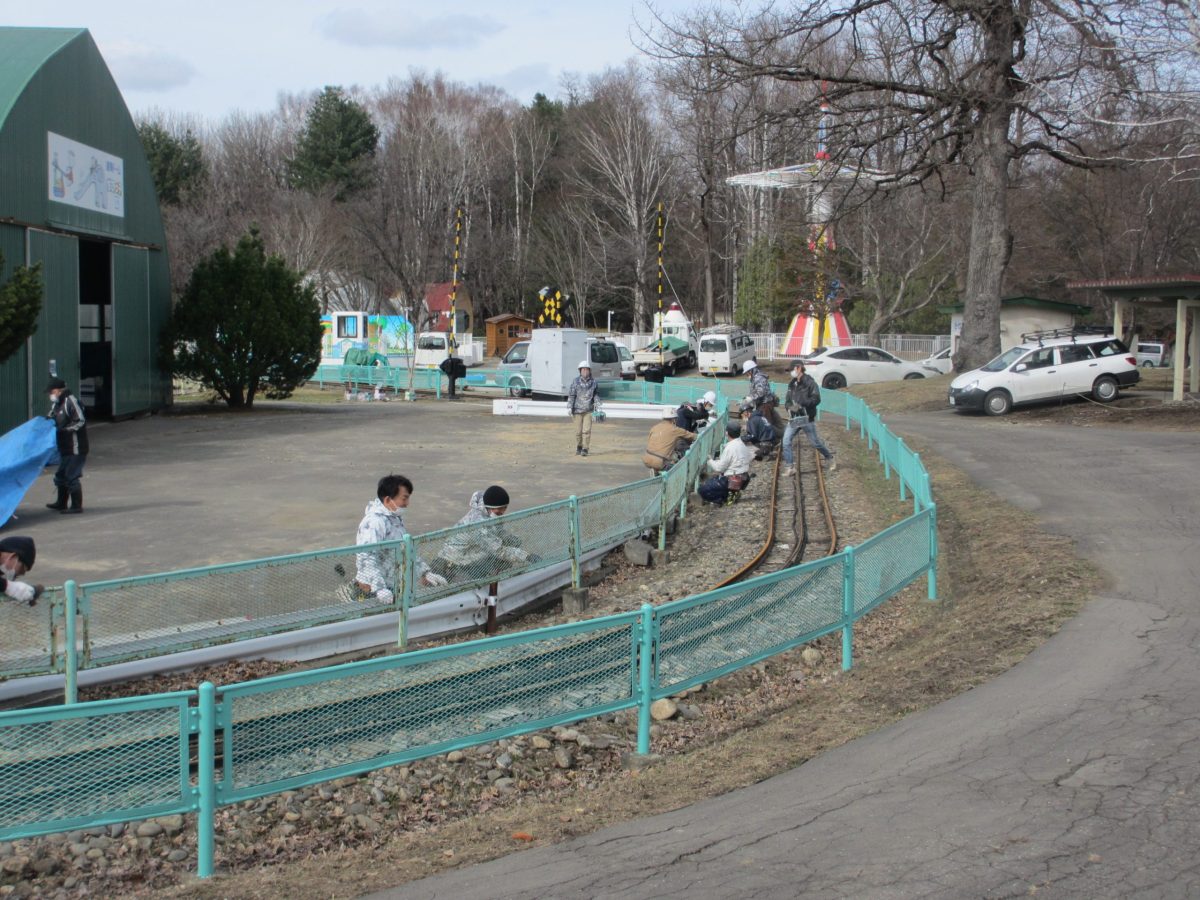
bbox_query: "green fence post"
[63,580,79,704]
[197,681,216,878]
[637,603,655,756]
[658,471,671,551]
[841,546,855,672]
[568,495,583,589]
[399,534,415,651]
[927,504,939,601]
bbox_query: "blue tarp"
[0,418,57,527]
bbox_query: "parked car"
[698,326,756,375]
[1134,341,1167,368]
[948,328,1139,416]
[802,345,932,389]
[498,340,531,396]
[616,343,637,380]
[919,346,954,375]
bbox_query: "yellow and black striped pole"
[657,202,664,368]
[449,207,462,356]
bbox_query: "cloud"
[318,9,503,49]
[101,41,195,92]
[492,63,557,100]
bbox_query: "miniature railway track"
[711,437,838,591]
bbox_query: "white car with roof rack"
[948,326,1139,416]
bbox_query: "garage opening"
[78,238,113,418]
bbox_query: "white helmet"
[578,360,591,370]
[742,359,757,373]
[701,391,716,406]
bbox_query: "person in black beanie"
[431,485,531,582]
[0,536,44,605]
[46,377,89,514]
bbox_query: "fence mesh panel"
[0,594,55,678]
[81,545,387,668]
[0,697,188,836]
[409,503,573,603]
[578,478,663,551]
[853,512,931,614]
[657,558,844,692]
[224,616,637,796]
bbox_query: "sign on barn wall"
[47,132,125,218]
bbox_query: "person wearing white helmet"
[673,390,717,432]
[567,360,598,457]
[744,358,782,430]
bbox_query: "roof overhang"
[1067,276,1200,304]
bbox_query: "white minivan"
[698,327,756,375]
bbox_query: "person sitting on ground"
[431,485,532,582]
[739,398,778,459]
[0,536,44,606]
[642,418,699,473]
[674,391,717,433]
[339,474,447,604]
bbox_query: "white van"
[528,329,622,398]
[698,326,756,375]
[413,332,484,369]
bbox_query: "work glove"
[4,580,37,605]
[500,546,528,564]
[423,572,448,587]
[375,588,394,605]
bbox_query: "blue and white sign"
[47,132,125,218]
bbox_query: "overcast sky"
[3,0,697,123]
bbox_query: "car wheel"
[823,373,847,390]
[983,389,1012,416]
[686,352,696,369]
[1142,360,1154,368]
[903,372,925,380]
[506,380,527,398]
[1092,375,1119,403]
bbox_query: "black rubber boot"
[46,487,68,511]
[62,489,82,514]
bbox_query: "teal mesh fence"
[219,612,640,801]
[656,557,845,695]
[0,592,56,677]
[0,692,193,840]
[0,388,937,879]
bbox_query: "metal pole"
[658,472,668,552]
[197,681,216,878]
[449,207,461,358]
[399,535,415,651]
[568,495,583,589]
[64,580,78,704]
[927,503,939,601]
[637,603,655,756]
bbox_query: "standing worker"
[743,359,783,430]
[567,360,597,457]
[45,377,88,514]
[781,360,835,476]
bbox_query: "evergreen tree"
[137,121,206,206]
[288,86,380,199]
[160,230,322,408]
[735,238,792,331]
[0,253,42,364]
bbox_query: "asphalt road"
[378,410,1200,899]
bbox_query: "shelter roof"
[485,313,532,324]
[0,28,84,129]
[1067,275,1200,301]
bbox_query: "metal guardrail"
[0,388,937,879]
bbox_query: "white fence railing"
[613,333,950,362]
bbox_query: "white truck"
[632,301,699,376]
[528,328,623,398]
[413,332,485,369]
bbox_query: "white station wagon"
[948,328,1139,415]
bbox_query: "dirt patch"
[92,423,1099,900]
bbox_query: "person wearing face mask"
[336,474,447,604]
[45,377,88,514]
[0,536,44,606]
[781,360,835,477]
[431,485,532,583]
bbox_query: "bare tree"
[643,0,1197,370]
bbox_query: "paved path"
[4,400,652,586]
[379,411,1200,899]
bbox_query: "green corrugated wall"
[0,223,30,427]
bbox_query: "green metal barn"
[0,27,170,433]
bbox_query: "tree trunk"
[955,103,1011,372]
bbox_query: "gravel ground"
[0,422,925,899]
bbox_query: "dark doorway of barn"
[78,239,113,418]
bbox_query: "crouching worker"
[339,474,447,604]
[698,423,756,506]
[642,418,698,473]
[431,485,534,583]
[0,537,44,606]
[739,399,778,460]
[674,391,716,432]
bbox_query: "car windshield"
[590,342,618,364]
[618,345,632,361]
[417,336,445,350]
[700,338,727,352]
[981,346,1027,372]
